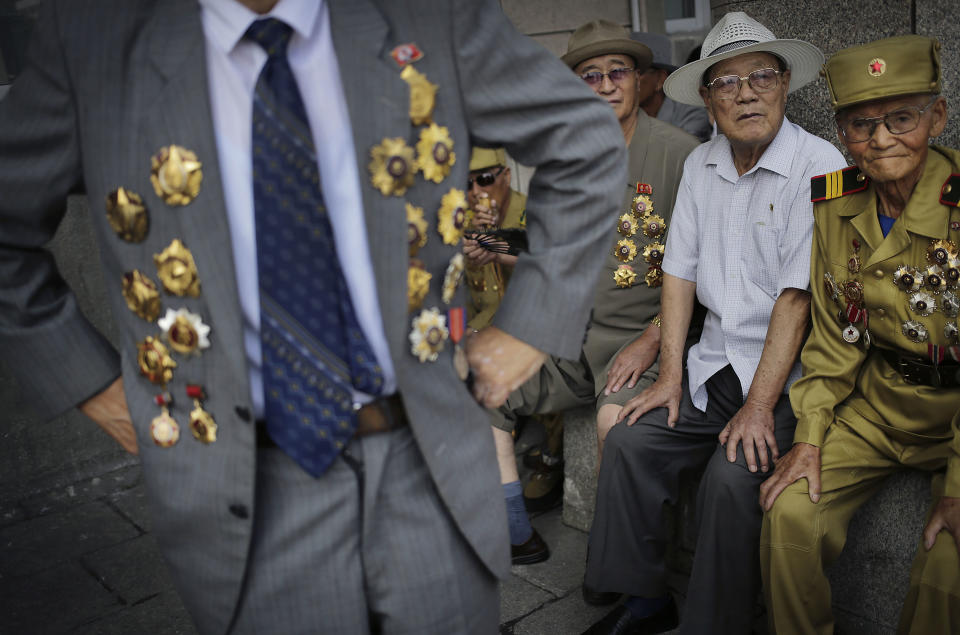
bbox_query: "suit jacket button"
[234,406,251,422]
[229,504,249,519]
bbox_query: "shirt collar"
[705,116,797,182]
[198,0,322,54]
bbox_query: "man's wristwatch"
[652,314,662,328]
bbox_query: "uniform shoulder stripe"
[940,173,960,207]
[811,166,868,202]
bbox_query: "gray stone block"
[500,0,630,36]
[829,470,931,634]
[81,534,177,605]
[917,0,960,150]
[0,561,121,633]
[72,591,197,635]
[0,500,140,578]
[560,405,597,533]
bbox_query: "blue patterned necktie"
[247,19,384,476]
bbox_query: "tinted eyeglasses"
[705,68,781,100]
[468,166,505,188]
[838,97,939,143]
[580,67,635,87]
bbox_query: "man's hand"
[604,329,659,396]
[466,326,546,408]
[616,376,682,427]
[923,496,960,554]
[718,400,778,473]
[462,238,497,267]
[758,442,821,511]
[79,377,139,454]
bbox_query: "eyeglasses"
[838,97,939,143]
[580,67,635,87]
[467,166,505,188]
[705,68,781,100]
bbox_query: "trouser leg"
[898,473,960,635]
[761,420,894,635]
[584,377,716,597]
[679,366,796,635]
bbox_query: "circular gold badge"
[154,239,201,296]
[106,187,149,242]
[867,58,886,78]
[137,336,177,385]
[369,137,416,196]
[150,145,203,206]
[613,265,636,288]
[122,270,162,322]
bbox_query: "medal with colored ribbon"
[448,307,469,381]
[151,391,180,447]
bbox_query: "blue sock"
[624,595,670,619]
[503,480,533,546]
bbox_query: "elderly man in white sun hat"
[582,12,845,635]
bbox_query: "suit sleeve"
[789,206,866,447]
[0,1,120,418]
[450,0,626,359]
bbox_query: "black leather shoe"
[581,581,621,606]
[581,598,678,635]
[511,529,550,565]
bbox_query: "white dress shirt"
[198,0,397,417]
[663,118,846,410]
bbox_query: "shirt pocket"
[742,223,781,298]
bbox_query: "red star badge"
[868,58,886,77]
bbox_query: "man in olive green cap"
[760,35,960,634]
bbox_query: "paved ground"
[0,417,661,635]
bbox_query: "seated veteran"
[487,20,699,569]
[582,12,846,635]
[630,31,712,142]
[760,35,960,635]
[462,147,525,331]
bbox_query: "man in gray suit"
[0,0,624,632]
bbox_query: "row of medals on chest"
[612,187,666,289]
[826,238,960,346]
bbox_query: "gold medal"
[186,385,217,444]
[640,213,665,238]
[614,238,637,263]
[643,242,665,265]
[105,187,149,242]
[400,65,438,126]
[617,214,637,237]
[442,253,465,305]
[150,145,203,206]
[613,265,636,288]
[409,307,448,362]
[122,270,161,322]
[408,259,432,312]
[416,123,456,184]
[369,137,416,196]
[407,202,428,256]
[632,194,653,218]
[137,336,177,385]
[823,272,840,302]
[437,188,472,245]
[151,409,180,447]
[154,239,201,296]
[158,307,211,355]
[645,266,664,288]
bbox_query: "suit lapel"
[329,0,411,357]
[140,0,248,376]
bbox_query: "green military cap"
[469,147,506,171]
[823,35,942,111]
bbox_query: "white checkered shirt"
[663,118,846,410]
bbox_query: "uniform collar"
[199,0,321,55]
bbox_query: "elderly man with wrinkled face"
[581,13,846,635]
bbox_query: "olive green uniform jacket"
[790,146,960,496]
[466,189,526,330]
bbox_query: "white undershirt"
[198,0,397,417]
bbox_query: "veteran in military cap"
[462,147,526,330]
[760,35,960,634]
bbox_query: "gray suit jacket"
[0,1,625,632]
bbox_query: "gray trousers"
[585,366,796,635]
[229,427,498,635]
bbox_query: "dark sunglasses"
[580,67,635,87]
[467,165,505,188]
